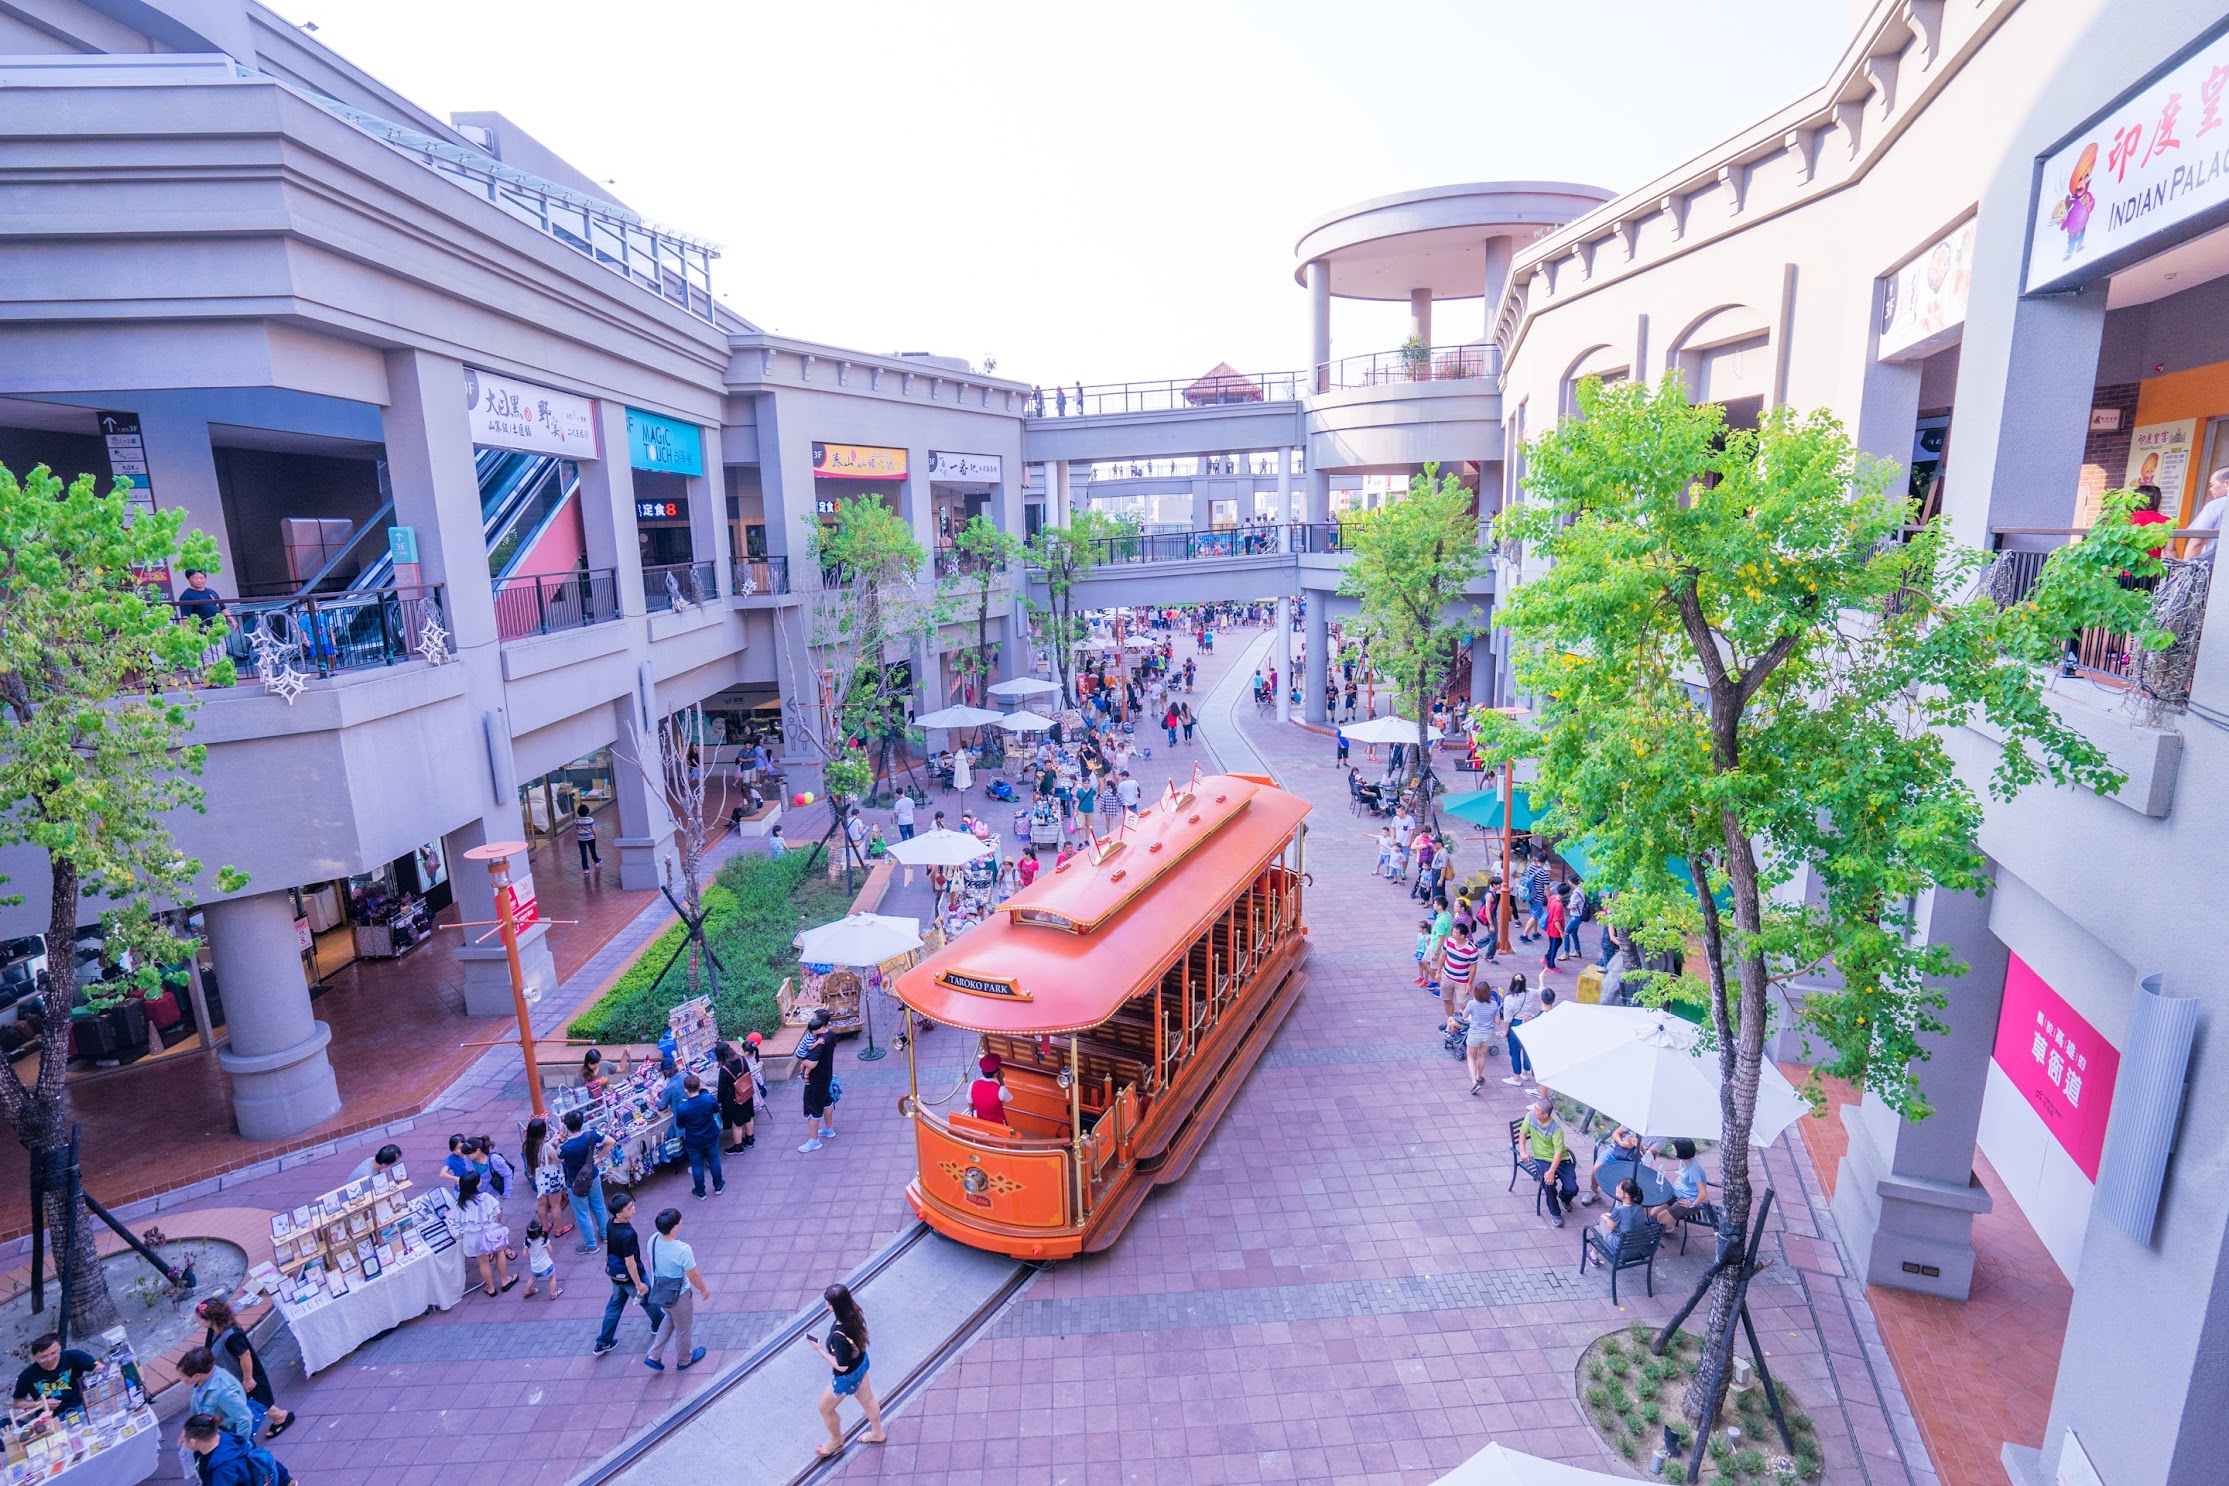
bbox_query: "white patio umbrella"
[794,912,924,967]
[1514,1003,1809,1148]
[886,828,993,868]
[997,709,1056,732]
[914,704,1005,729]
[1340,714,1440,746]
[988,676,1059,700]
[1434,1442,1629,1486]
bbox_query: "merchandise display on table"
[546,997,719,1186]
[1,1327,158,1486]
[262,1164,469,1373]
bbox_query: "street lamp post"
[461,841,546,1122]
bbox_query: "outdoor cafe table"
[1592,1151,1675,1208]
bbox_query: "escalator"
[351,449,583,589]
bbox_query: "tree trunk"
[1677,817,1770,1451]
[3,861,125,1337]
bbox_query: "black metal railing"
[1289,521,1353,555]
[643,559,719,612]
[1315,344,1490,393]
[1071,526,1290,567]
[492,567,619,639]
[1984,526,2210,698]
[1031,369,1309,419]
[732,555,791,596]
[934,545,1010,579]
[211,584,449,679]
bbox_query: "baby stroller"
[1440,1018,1468,1060]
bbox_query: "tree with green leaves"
[1477,377,2156,1465]
[1338,462,1487,825]
[1025,508,1130,704]
[0,464,246,1336]
[777,495,928,866]
[940,513,1024,706]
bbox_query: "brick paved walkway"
[825,626,1939,1486]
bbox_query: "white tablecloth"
[278,1241,467,1374]
[39,1410,159,1486]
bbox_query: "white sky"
[287,0,1849,388]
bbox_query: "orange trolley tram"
[894,769,1311,1259]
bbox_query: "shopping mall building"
[2,0,2225,1481]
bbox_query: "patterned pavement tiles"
[78,617,1260,1486]
[823,629,1937,1486]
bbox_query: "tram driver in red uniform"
[969,1054,1013,1125]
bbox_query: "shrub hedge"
[565,850,856,1043]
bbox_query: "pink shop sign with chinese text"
[1990,953,2119,1181]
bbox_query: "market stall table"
[8,1411,159,1486]
[278,1239,467,1375]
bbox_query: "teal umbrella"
[1441,786,1538,831]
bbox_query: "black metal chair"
[1675,1200,1722,1255]
[1581,1219,1663,1303]
[1506,1118,1527,1193]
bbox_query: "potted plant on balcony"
[1398,335,1431,381]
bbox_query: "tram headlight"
[962,1165,990,1196]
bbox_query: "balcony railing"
[492,568,619,640]
[1035,369,1308,419]
[1984,526,2211,705]
[1289,521,1353,555]
[732,555,791,597]
[1075,527,1290,567]
[212,584,449,679]
[644,559,719,612]
[1315,345,1490,393]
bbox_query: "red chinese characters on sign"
[2109,123,2144,182]
[2202,66,2229,136]
[501,883,540,930]
[2142,92,2184,166]
[1989,953,2120,1182]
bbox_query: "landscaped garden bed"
[1577,1323,1824,1483]
[566,850,855,1042]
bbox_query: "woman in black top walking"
[716,1041,755,1153]
[196,1296,295,1438]
[805,1282,886,1457]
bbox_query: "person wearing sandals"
[806,1282,886,1458]
[523,1117,569,1241]
[195,1297,296,1440]
[456,1172,516,1296]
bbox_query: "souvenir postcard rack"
[545,998,717,1186]
[265,1162,435,1308]
[1,1328,150,1484]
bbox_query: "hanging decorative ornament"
[416,609,451,665]
[664,569,695,612]
[247,617,308,705]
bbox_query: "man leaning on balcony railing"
[2188,466,2228,561]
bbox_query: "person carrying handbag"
[642,1208,710,1373]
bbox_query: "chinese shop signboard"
[1990,953,2120,1181]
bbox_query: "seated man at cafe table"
[1517,1095,1580,1229]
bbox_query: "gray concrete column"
[1305,466,1330,526]
[1276,597,1293,722]
[575,400,643,615]
[1467,632,1492,710]
[1409,288,1432,347]
[1483,236,1514,323]
[1959,279,2108,550]
[1278,448,1295,526]
[442,821,558,1016]
[1831,878,2005,1299]
[207,891,340,1139]
[609,696,679,891]
[1308,260,1332,392]
[380,349,496,652]
[688,423,731,593]
[1303,598,1329,725]
[133,403,237,599]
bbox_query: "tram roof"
[895,772,1311,1035]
